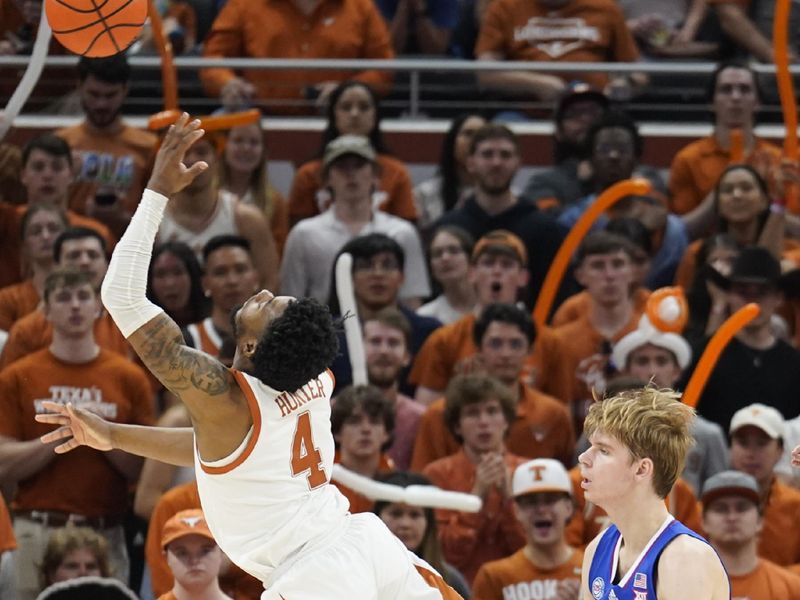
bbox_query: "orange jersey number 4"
[291,411,327,489]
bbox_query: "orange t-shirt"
[668,136,785,215]
[537,307,642,426]
[0,348,153,516]
[56,123,158,216]
[200,0,393,114]
[410,384,575,472]
[423,449,528,583]
[565,467,701,547]
[758,478,800,566]
[475,0,639,90]
[0,279,39,331]
[0,494,15,553]
[146,482,263,600]
[0,310,129,369]
[550,288,650,328]
[472,547,584,600]
[288,154,417,224]
[332,452,395,514]
[730,559,800,600]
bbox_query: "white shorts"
[261,512,456,600]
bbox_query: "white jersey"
[157,190,239,261]
[194,368,350,584]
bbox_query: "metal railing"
[2,56,798,118]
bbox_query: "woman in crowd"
[288,81,417,225]
[40,527,110,589]
[374,472,471,599]
[146,242,208,329]
[217,118,290,255]
[0,205,67,332]
[413,113,487,229]
[417,225,476,324]
[675,164,797,289]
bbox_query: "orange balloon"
[147,109,182,131]
[774,0,798,161]
[148,0,178,111]
[681,303,760,408]
[532,178,651,328]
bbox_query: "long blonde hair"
[218,121,276,220]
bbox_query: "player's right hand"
[147,113,208,198]
[34,400,114,454]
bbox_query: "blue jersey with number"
[587,517,712,599]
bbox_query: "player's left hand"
[147,112,208,198]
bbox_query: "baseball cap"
[322,134,376,169]
[700,470,760,507]
[554,83,609,123]
[512,458,572,498]
[161,509,216,550]
[471,230,528,266]
[729,403,785,440]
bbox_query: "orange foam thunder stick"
[773,0,798,208]
[148,0,178,111]
[681,303,760,409]
[532,178,651,328]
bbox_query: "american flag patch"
[633,572,647,589]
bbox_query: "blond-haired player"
[579,388,729,599]
[36,115,461,600]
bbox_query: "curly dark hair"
[250,298,341,392]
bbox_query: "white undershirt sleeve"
[100,189,169,338]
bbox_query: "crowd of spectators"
[2,1,800,597]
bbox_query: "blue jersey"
[587,517,711,600]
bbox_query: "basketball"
[45,0,148,58]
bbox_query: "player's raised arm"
[100,114,236,418]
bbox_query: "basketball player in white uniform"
[39,115,461,600]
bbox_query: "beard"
[476,174,513,196]
[83,102,121,129]
[367,366,401,389]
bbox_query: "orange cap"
[161,509,215,549]
[472,230,527,266]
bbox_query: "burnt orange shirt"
[668,136,785,215]
[423,449,528,584]
[472,547,583,600]
[550,288,650,328]
[0,279,39,331]
[730,559,800,600]
[410,384,575,472]
[0,348,153,516]
[0,494,15,553]
[0,310,129,369]
[536,307,642,425]
[146,482,263,600]
[289,154,417,224]
[475,0,639,90]
[201,0,393,114]
[565,467,701,547]
[758,478,800,566]
[57,123,157,216]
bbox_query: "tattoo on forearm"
[130,314,231,396]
